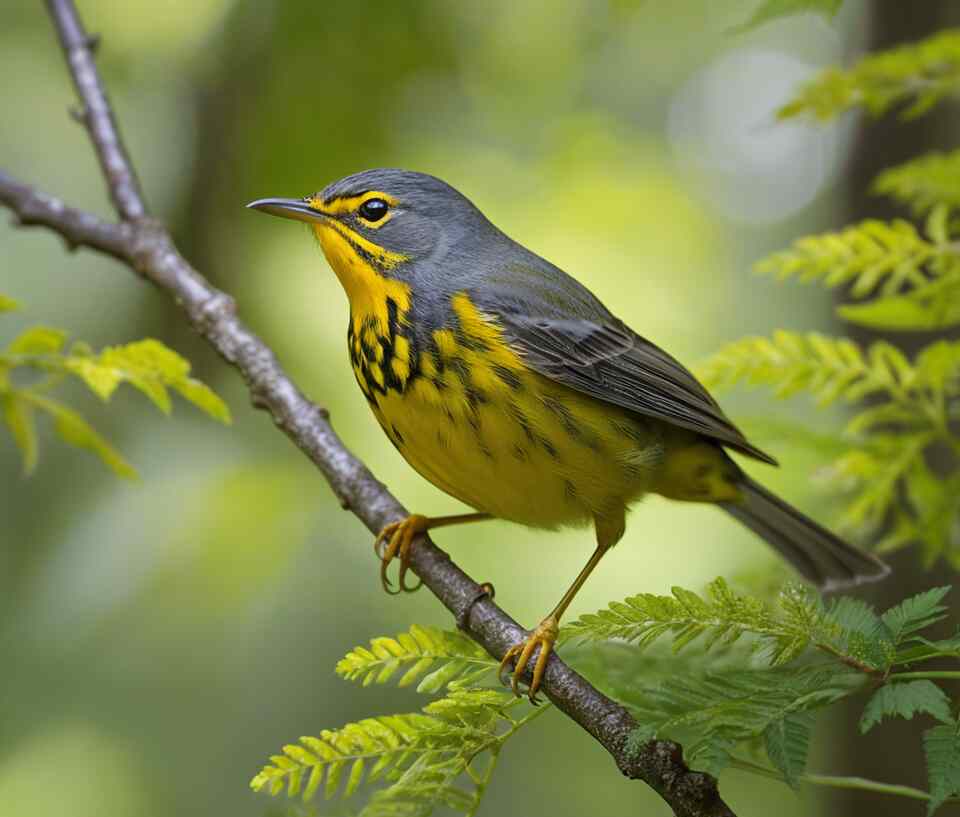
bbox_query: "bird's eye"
[358,198,389,222]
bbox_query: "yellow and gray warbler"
[249,169,889,700]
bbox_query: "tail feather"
[721,477,889,591]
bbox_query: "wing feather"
[495,312,776,465]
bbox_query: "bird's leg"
[499,540,610,703]
[375,512,491,594]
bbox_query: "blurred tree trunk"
[827,4,960,815]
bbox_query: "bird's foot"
[374,514,428,594]
[498,615,559,704]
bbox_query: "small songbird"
[248,169,889,700]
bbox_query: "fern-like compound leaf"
[562,577,815,665]
[698,331,917,407]
[882,586,952,644]
[764,710,815,788]
[874,150,960,215]
[252,688,538,816]
[755,219,938,298]
[336,625,497,691]
[628,666,863,777]
[859,681,953,734]
[779,29,960,121]
[924,718,960,815]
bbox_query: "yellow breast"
[359,294,664,529]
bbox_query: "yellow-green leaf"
[63,357,126,401]
[6,326,68,356]
[0,295,20,312]
[26,394,136,478]
[1,392,38,474]
[173,378,231,424]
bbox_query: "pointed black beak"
[246,197,327,224]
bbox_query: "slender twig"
[0,3,740,816]
[891,671,960,681]
[728,758,939,803]
[45,0,146,220]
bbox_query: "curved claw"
[374,514,428,594]
[498,616,559,704]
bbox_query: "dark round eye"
[358,198,389,222]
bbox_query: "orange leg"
[499,540,612,703]
[375,512,491,594]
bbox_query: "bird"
[248,168,889,701]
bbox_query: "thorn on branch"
[85,32,101,53]
[69,104,88,124]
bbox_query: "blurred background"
[2,1,958,815]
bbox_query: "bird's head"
[248,169,489,301]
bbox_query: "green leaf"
[697,332,917,407]
[336,625,496,691]
[874,149,960,216]
[764,711,815,787]
[25,393,136,478]
[838,276,960,331]
[824,432,933,534]
[779,29,960,121]
[563,577,815,665]
[905,461,960,568]
[924,719,960,815]
[1,392,38,474]
[860,681,953,733]
[5,326,68,356]
[0,294,19,312]
[729,0,842,35]
[754,219,938,299]
[62,338,231,423]
[882,587,951,644]
[252,688,540,815]
[627,665,863,780]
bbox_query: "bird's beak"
[246,197,327,224]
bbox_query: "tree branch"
[0,3,737,816]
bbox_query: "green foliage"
[779,29,960,120]
[882,586,952,643]
[336,625,498,692]
[698,331,939,407]
[566,580,952,674]
[255,636,545,817]
[700,322,960,554]
[562,577,815,665]
[753,211,956,300]
[874,149,960,215]
[1,299,230,476]
[729,0,842,35]
[570,581,959,802]
[859,681,952,734]
[925,719,960,816]
[766,32,960,591]
[625,665,859,777]
[764,711,815,788]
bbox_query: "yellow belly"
[369,366,664,530]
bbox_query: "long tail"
[720,477,890,591]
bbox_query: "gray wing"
[459,243,775,464]
[499,312,776,464]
